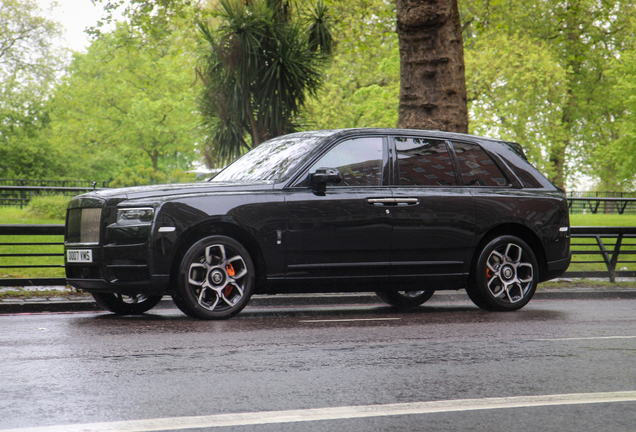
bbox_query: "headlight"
[117,208,155,225]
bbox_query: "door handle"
[367,198,419,206]
[394,198,419,205]
[367,198,396,206]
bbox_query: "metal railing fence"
[2,180,636,213]
[0,184,110,208]
[0,179,110,188]
[567,191,636,215]
[567,226,636,282]
[1,224,635,287]
[0,224,66,286]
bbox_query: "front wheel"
[92,293,163,315]
[466,235,538,311]
[172,235,255,320]
[375,290,435,307]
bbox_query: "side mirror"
[310,167,342,195]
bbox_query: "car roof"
[284,128,509,146]
[294,128,526,160]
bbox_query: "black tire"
[92,293,163,315]
[172,235,255,320]
[466,235,538,311]
[375,290,435,307]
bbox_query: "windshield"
[211,132,332,183]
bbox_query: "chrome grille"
[67,208,102,244]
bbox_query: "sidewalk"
[2,285,636,314]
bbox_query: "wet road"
[2,297,636,431]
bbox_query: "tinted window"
[301,137,385,187]
[499,155,545,188]
[452,142,509,187]
[394,137,456,186]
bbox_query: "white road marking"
[299,318,402,323]
[5,391,636,432]
[534,335,636,341]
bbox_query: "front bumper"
[65,240,168,295]
[66,274,170,295]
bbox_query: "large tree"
[396,0,468,133]
[197,0,332,165]
[602,42,636,190]
[0,0,66,178]
[461,0,636,189]
[48,21,202,180]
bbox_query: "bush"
[26,194,71,220]
[109,165,196,188]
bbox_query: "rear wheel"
[466,235,538,311]
[375,290,435,307]
[92,293,163,315]
[172,235,255,320]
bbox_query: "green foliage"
[460,0,636,189]
[0,0,67,179]
[305,0,399,129]
[48,19,203,180]
[599,46,636,190]
[25,194,71,220]
[91,0,199,37]
[198,0,333,165]
[464,31,568,179]
[109,165,196,187]
[3,0,633,192]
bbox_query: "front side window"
[298,137,385,187]
[212,132,330,183]
[452,142,509,187]
[394,137,457,186]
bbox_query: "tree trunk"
[247,100,261,147]
[396,0,468,133]
[549,143,566,190]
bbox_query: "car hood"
[70,181,276,206]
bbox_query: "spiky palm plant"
[198,0,332,166]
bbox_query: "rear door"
[450,140,524,239]
[389,136,475,287]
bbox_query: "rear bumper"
[545,255,572,281]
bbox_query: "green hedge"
[26,194,71,220]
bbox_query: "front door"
[284,136,393,289]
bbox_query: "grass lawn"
[570,213,636,226]
[0,207,65,225]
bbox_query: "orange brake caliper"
[224,263,236,296]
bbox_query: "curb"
[2,288,636,314]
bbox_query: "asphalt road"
[2,296,636,431]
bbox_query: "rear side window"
[452,142,509,187]
[394,137,457,186]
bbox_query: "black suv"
[65,128,571,319]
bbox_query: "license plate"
[67,249,93,263]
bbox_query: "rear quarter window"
[497,151,549,189]
[451,142,510,187]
